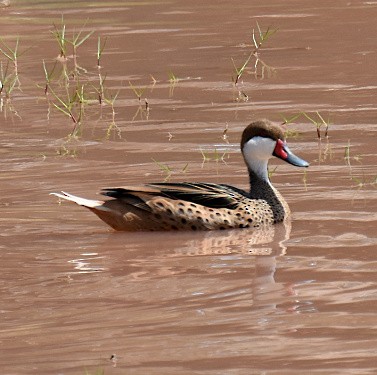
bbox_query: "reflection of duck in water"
[174,220,291,257]
[52,120,308,231]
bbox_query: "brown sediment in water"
[0,1,376,374]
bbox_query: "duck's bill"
[273,139,309,167]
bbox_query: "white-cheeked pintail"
[51,120,309,231]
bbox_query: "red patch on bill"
[274,139,288,159]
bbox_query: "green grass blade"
[75,30,94,48]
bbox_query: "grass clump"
[0,60,17,98]
[42,18,121,138]
[232,22,277,86]
[344,140,376,190]
[200,148,228,165]
[97,36,107,68]
[281,111,331,140]
[152,158,189,181]
[51,18,67,60]
[0,36,26,100]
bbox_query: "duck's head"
[241,120,309,181]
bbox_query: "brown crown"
[240,120,285,149]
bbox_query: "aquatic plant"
[281,113,302,126]
[168,70,179,84]
[129,80,146,102]
[281,111,330,140]
[231,22,277,86]
[103,90,121,140]
[42,19,124,139]
[152,158,189,181]
[0,36,25,102]
[344,140,376,190]
[42,59,57,95]
[302,111,329,140]
[0,36,22,73]
[97,36,107,68]
[51,17,68,60]
[344,140,352,167]
[131,98,150,121]
[167,70,179,97]
[84,369,104,375]
[152,158,173,181]
[200,148,228,165]
[0,60,17,98]
[69,19,94,73]
[222,123,229,143]
[49,82,90,137]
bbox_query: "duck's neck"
[248,168,289,222]
[248,169,271,198]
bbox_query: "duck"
[51,120,309,231]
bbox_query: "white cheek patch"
[242,136,276,181]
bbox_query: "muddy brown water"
[0,1,376,374]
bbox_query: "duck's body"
[52,120,309,231]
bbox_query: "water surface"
[0,1,376,374]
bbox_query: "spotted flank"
[51,120,309,231]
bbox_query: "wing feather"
[101,182,247,209]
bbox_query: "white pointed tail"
[50,191,103,209]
